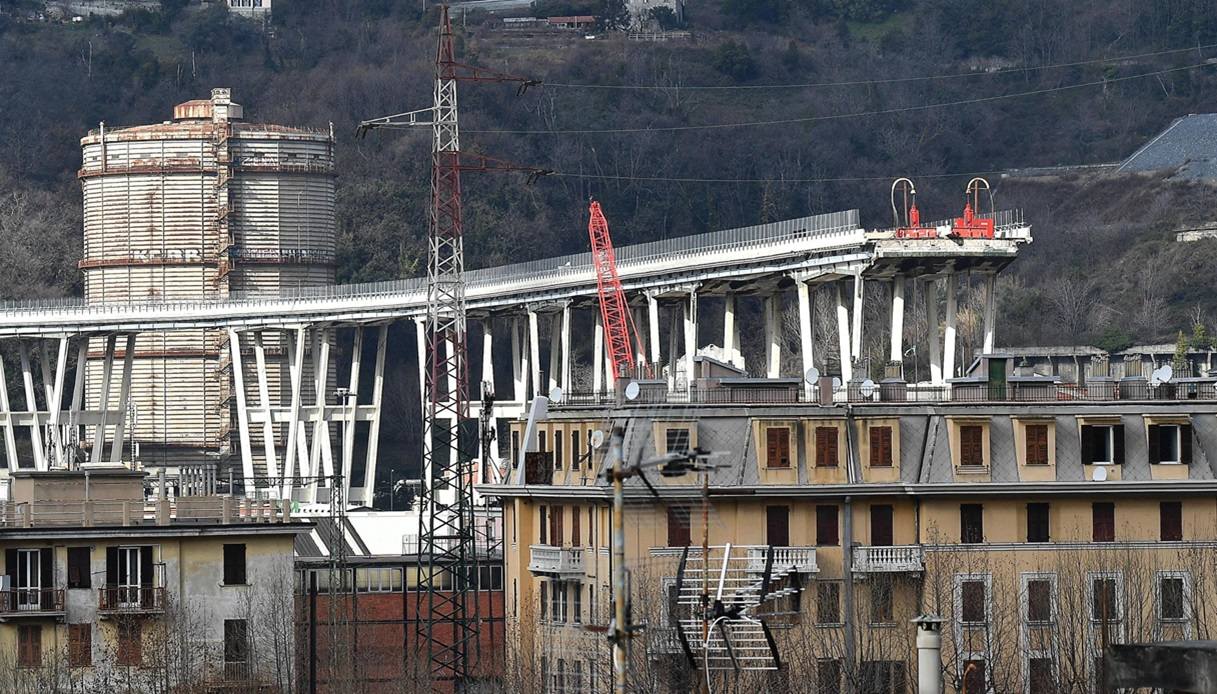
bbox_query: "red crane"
[588,200,642,378]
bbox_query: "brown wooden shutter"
[539,506,547,545]
[960,426,983,466]
[1161,501,1183,541]
[815,427,838,467]
[1026,424,1048,465]
[816,505,839,546]
[766,506,789,547]
[1081,425,1097,464]
[870,427,892,467]
[667,507,691,547]
[1147,424,1162,464]
[1093,503,1115,542]
[961,581,985,622]
[552,506,564,547]
[870,505,893,546]
[1181,424,1193,465]
[1113,425,1126,465]
[570,507,580,548]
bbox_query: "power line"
[470,61,1212,135]
[542,42,1217,91]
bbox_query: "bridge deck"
[0,209,1029,336]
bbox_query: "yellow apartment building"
[486,374,1217,693]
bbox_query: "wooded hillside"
[2,0,1216,347]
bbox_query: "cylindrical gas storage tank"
[80,88,335,484]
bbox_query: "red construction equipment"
[588,200,642,378]
[891,177,938,239]
[951,177,995,238]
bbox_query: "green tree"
[712,40,758,81]
[1172,330,1189,370]
[1192,321,1213,351]
[721,0,785,25]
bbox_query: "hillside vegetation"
[1,0,1217,349]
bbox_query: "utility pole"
[608,426,628,694]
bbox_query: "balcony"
[527,544,585,578]
[852,545,924,573]
[98,586,167,617]
[0,588,65,620]
[745,546,818,575]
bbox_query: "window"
[1025,423,1049,465]
[1160,575,1186,621]
[766,506,789,547]
[1027,579,1053,623]
[67,547,91,589]
[224,619,248,664]
[550,581,566,623]
[17,624,40,667]
[1028,657,1055,694]
[571,431,581,470]
[1092,577,1119,622]
[1081,424,1124,464]
[667,507,691,547]
[816,582,840,625]
[960,580,986,624]
[870,580,893,623]
[765,427,791,468]
[117,621,141,666]
[510,430,521,468]
[959,425,984,467]
[870,505,893,546]
[665,427,691,454]
[1092,503,1115,543]
[815,426,838,467]
[107,545,154,609]
[540,581,547,622]
[223,544,247,585]
[860,660,905,694]
[571,508,580,548]
[869,426,893,467]
[817,659,842,691]
[1161,501,1183,541]
[68,623,91,668]
[538,431,547,452]
[539,506,548,544]
[554,431,564,470]
[1148,423,1192,465]
[962,660,986,694]
[1026,503,1050,543]
[960,504,984,544]
[573,584,582,624]
[8,547,52,610]
[816,505,839,546]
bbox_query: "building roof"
[1118,114,1217,180]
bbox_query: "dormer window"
[1148,423,1192,465]
[1081,423,1124,465]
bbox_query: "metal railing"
[0,588,65,614]
[0,209,862,314]
[744,546,818,574]
[852,545,925,572]
[98,585,167,613]
[0,498,293,528]
[552,379,1217,408]
[527,544,585,577]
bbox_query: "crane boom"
[588,201,640,378]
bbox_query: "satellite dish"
[1092,466,1108,482]
[860,379,877,399]
[590,430,606,449]
[548,386,564,403]
[804,367,820,385]
[1160,364,1174,383]
[624,381,641,401]
[831,377,842,390]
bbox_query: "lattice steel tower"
[357,6,540,687]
